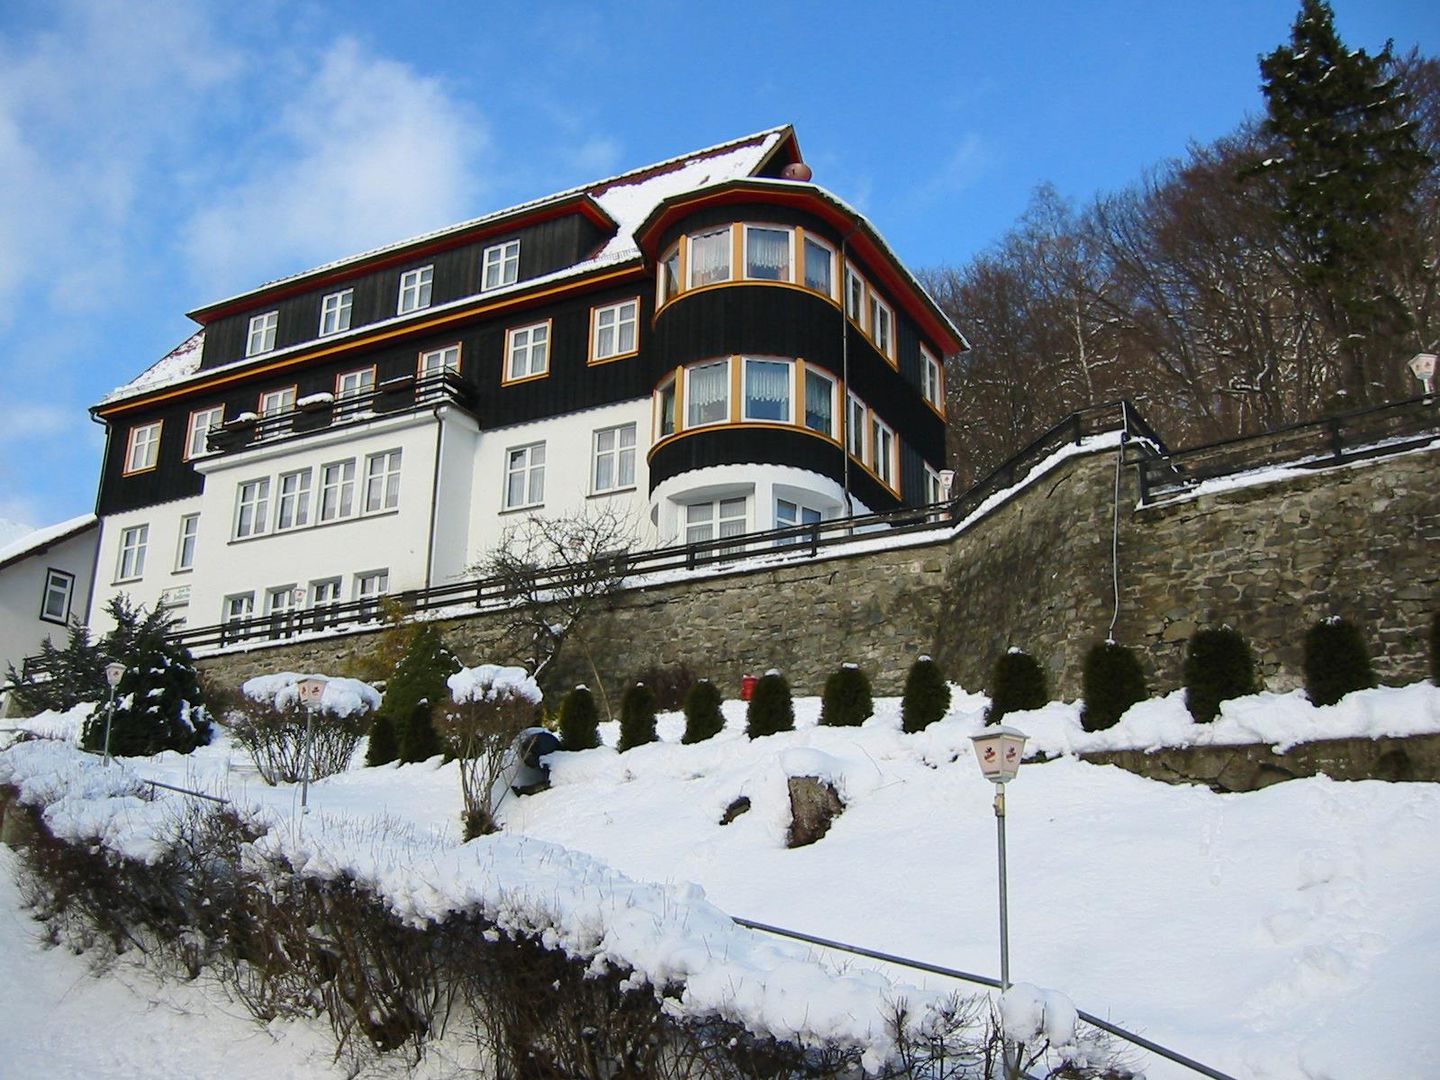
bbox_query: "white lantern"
[295,676,328,708]
[104,662,126,689]
[1407,352,1436,394]
[970,726,1029,784]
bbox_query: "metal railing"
[171,401,1150,653]
[1136,393,1438,505]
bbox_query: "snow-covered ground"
[3,681,1439,1079]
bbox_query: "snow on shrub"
[230,673,379,785]
[438,664,542,838]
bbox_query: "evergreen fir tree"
[1249,0,1431,405]
[559,685,601,751]
[901,655,951,734]
[1302,616,1376,707]
[986,648,1048,726]
[81,597,210,756]
[1080,641,1149,732]
[681,679,725,744]
[745,670,795,738]
[5,620,106,715]
[818,663,873,727]
[617,682,658,752]
[364,712,399,766]
[376,624,460,763]
[1184,626,1260,723]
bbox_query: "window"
[319,460,356,521]
[686,359,730,428]
[658,245,681,305]
[684,497,746,547]
[591,299,638,362]
[743,358,792,423]
[116,524,148,581]
[846,395,868,462]
[185,406,223,460]
[845,266,866,327]
[482,240,520,291]
[124,421,162,474]
[869,295,894,358]
[336,368,375,419]
[355,570,388,620]
[657,377,677,438]
[41,569,74,623]
[175,514,199,570]
[310,578,342,628]
[246,311,278,356]
[925,465,946,506]
[419,344,461,379]
[235,478,271,538]
[398,265,433,314]
[275,469,313,530]
[506,322,550,382]
[872,415,896,486]
[775,499,822,545]
[688,227,731,287]
[265,585,299,637]
[592,424,636,493]
[804,236,834,296]
[504,443,546,509]
[258,387,296,437]
[921,347,944,409]
[744,226,791,281]
[319,289,354,336]
[803,368,835,437]
[223,592,254,627]
[364,450,402,512]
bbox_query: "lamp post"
[970,724,1029,1080]
[294,676,327,810]
[1408,352,1437,396]
[102,662,126,766]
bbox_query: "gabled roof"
[0,514,97,573]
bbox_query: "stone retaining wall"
[196,442,1439,703]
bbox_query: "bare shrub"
[228,675,378,785]
[434,665,542,839]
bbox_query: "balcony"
[207,370,475,455]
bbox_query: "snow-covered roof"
[0,513,97,571]
[101,127,793,409]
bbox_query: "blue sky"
[1,0,1434,530]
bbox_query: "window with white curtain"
[686,359,730,427]
[688,228,731,287]
[804,236,834,296]
[592,424,636,493]
[743,358,792,422]
[684,497,747,547]
[804,369,835,436]
[504,443,546,509]
[744,226,791,281]
[591,300,638,361]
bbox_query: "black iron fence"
[1136,394,1438,505]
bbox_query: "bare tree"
[470,503,636,717]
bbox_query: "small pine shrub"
[1183,625,1259,723]
[745,670,795,738]
[985,648,1047,726]
[617,682,658,752]
[901,655,951,733]
[559,685,601,751]
[378,625,461,763]
[819,664,873,727]
[365,712,399,766]
[1080,641,1148,732]
[681,679,725,744]
[1303,616,1375,707]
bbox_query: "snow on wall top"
[103,128,788,407]
[0,513,97,570]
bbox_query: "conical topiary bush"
[986,648,1047,726]
[1183,625,1259,723]
[745,670,794,738]
[901,655,950,734]
[681,679,725,744]
[617,681,658,752]
[559,684,600,751]
[1302,616,1375,707]
[819,663,873,727]
[1080,641,1148,732]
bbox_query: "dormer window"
[398,266,433,314]
[246,311,278,357]
[319,289,353,335]
[482,240,520,291]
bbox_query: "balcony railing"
[207,370,474,455]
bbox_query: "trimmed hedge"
[1183,626,1259,723]
[681,679,725,744]
[1080,641,1148,732]
[819,664,873,727]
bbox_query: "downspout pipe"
[839,223,861,522]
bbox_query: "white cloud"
[182,38,492,296]
[0,404,71,444]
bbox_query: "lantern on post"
[970,724,1029,1080]
[1407,352,1436,396]
[294,676,328,810]
[102,661,126,766]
